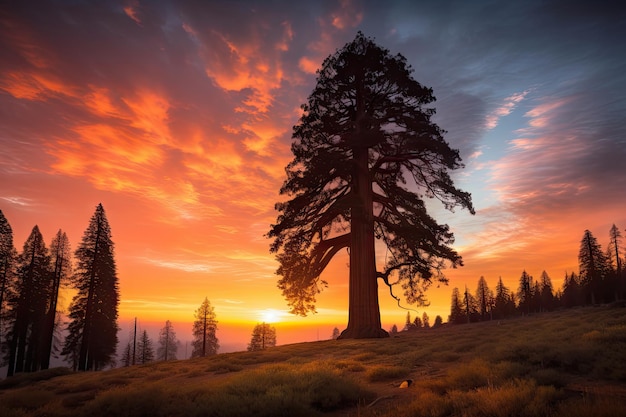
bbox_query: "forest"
[447,225,625,325]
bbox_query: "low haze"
[1,0,625,350]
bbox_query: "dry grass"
[1,306,626,416]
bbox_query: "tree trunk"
[339,145,388,339]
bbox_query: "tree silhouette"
[40,230,71,370]
[493,277,515,319]
[475,276,491,320]
[538,271,554,312]
[157,320,178,361]
[331,327,340,340]
[517,270,533,315]
[607,224,624,299]
[63,204,119,371]
[433,315,443,328]
[5,226,50,375]
[0,210,16,341]
[579,229,610,304]
[191,297,218,357]
[268,32,473,339]
[449,287,464,324]
[137,330,154,364]
[247,323,276,351]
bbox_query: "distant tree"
[422,312,430,329]
[40,230,71,370]
[120,341,133,367]
[413,316,422,329]
[463,286,478,323]
[0,210,16,338]
[157,320,178,361]
[517,271,533,315]
[331,327,340,340]
[137,330,154,364]
[432,315,443,328]
[403,311,412,331]
[579,230,610,304]
[561,272,582,308]
[247,323,276,351]
[63,204,119,371]
[5,226,51,376]
[607,224,624,299]
[191,297,218,357]
[475,276,491,320]
[449,287,464,324]
[390,324,398,335]
[267,32,474,339]
[538,271,554,312]
[493,277,515,319]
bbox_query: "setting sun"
[259,309,283,324]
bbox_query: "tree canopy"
[268,32,473,338]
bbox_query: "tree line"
[448,225,625,324]
[0,204,118,375]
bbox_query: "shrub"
[365,365,410,382]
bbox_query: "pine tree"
[607,224,624,299]
[40,230,71,370]
[137,330,154,364]
[579,230,610,304]
[268,32,474,339]
[539,271,554,312]
[247,323,276,351]
[157,320,178,361]
[493,277,515,319]
[433,315,443,328]
[422,312,430,329]
[0,210,16,336]
[517,271,533,315]
[5,226,50,375]
[475,276,491,320]
[561,272,582,308]
[191,297,218,357]
[331,327,340,340]
[62,204,119,371]
[463,286,478,323]
[449,287,464,324]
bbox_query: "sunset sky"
[1,0,625,352]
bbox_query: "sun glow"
[259,308,283,323]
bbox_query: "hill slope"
[2,306,626,416]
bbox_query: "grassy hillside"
[2,306,626,416]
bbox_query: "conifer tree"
[0,210,16,340]
[475,276,491,320]
[493,277,515,319]
[607,224,624,299]
[157,320,178,361]
[191,297,218,357]
[247,323,276,351]
[539,270,554,312]
[63,204,119,371]
[449,287,464,324]
[579,229,610,304]
[5,226,50,375]
[517,271,533,315]
[433,315,443,328]
[137,330,154,364]
[40,230,71,370]
[268,32,474,339]
[331,327,340,340]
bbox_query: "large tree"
[191,297,219,357]
[62,204,119,371]
[268,33,474,339]
[607,224,624,299]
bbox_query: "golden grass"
[1,306,626,416]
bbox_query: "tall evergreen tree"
[5,226,50,375]
[517,270,533,315]
[561,272,582,308]
[62,204,119,371]
[0,210,16,339]
[475,276,491,320]
[247,323,276,351]
[268,32,474,339]
[157,320,178,361]
[137,330,154,364]
[493,277,515,319]
[40,230,71,370]
[449,287,464,324]
[607,224,624,299]
[463,286,478,323]
[539,270,554,312]
[191,297,219,358]
[578,229,610,304]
